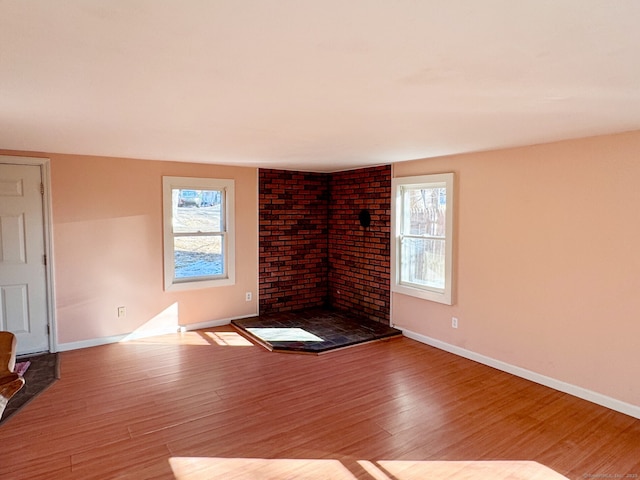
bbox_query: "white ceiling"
[2,1,640,172]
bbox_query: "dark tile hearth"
[231,308,402,354]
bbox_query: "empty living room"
[1,1,639,479]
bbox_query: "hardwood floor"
[0,326,638,479]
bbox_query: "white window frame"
[391,173,454,305]
[162,176,235,291]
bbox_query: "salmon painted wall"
[48,154,258,345]
[392,130,640,408]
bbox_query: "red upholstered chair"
[0,332,25,417]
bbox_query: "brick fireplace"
[258,165,390,324]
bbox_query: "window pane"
[174,235,224,279]
[400,237,446,289]
[403,186,446,237]
[172,189,223,234]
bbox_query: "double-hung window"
[391,173,454,305]
[162,176,235,291]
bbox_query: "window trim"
[162,176,235,291]
[391,173,455,305]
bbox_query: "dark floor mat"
[1,352,59,425]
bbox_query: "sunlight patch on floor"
[124,330,253,347]
[125,331,211,346]
[372,460,569,479]
[202,331,253,346]
[169,457,354,479]
[246,327,324,342]
[169,457,568,480]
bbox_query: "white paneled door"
[0,163,49,355]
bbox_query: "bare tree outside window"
[401,186,447,289]
[392,173,454,305]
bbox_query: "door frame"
[0,155,57,353]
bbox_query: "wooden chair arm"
[0,373,25,415]
[0,331,18,374]
[0,333,24,417]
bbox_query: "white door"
[0,163,49,355]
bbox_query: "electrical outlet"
[452,317,458,329]
[245,292,252,301]
[118,306,126,318]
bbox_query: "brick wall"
[259,169,329,313]
[259,165,391,323]
[328,165,391,324]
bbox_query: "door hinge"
[47,324,50,335]
[43,254,47,266]
[40,183,44,195]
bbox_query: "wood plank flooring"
[0,326,638,479]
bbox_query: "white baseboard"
[56,313,257,352]
[400,328,640,420]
